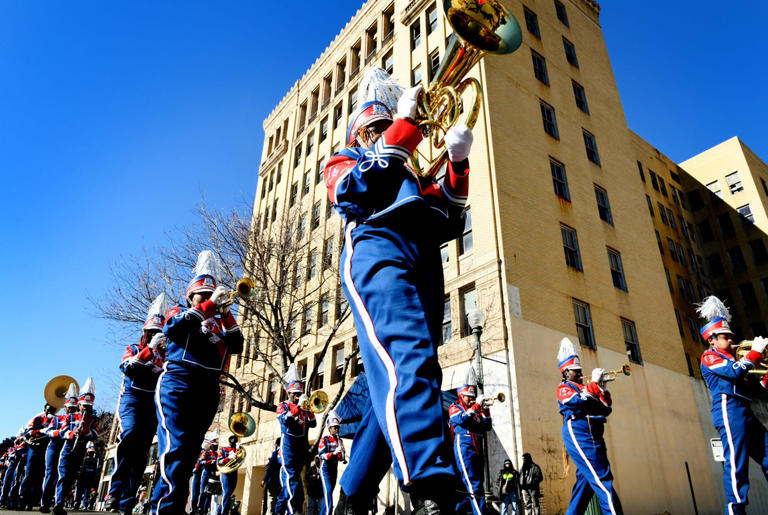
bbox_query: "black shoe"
[40,507,51,514]
[408,480,456,515]
[52,504,67,515]
[104,497,120,512]
[334,488,371,515]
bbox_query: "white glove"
[591,368,605,384]
[752,336,768,354]
[210,286,228,306]
[298,394,308,408]
[475,395,487,406]
[148,333,166,350]
[397,85,422,119]
[444,124,473,162]
[228,451,236,460]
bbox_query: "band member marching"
[18,402,56,509]
[217,434,241,515]
[190,446,206,515]
[74,442,100,510]
[197,438,219,515]
[106,293,168,514]
[40,385,79,513]
[697,296,768,515]
[317,411,345,515]
[0,432,27,509]
[324,67,473,514]
[449,367,491,515]
[54,377,100,515]
[275,364,316,515]
[152,250,243,514]
[556,338,623,515]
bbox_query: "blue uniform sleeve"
[701,350,754,381]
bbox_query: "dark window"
[331,344,344,383]
[594,186,613,224]
[717,214,735,238]
[607,248,627,291]
[541,101,559,139]
[294,143,302,168]
[646,195,654,217]
[524,6,541,38]
[674,310,685,337]
[667,238,677,261]
[737,204,754,224]
[707,254,724,278]
[622,319,643,364]
[665,268,673,293]
[658,176,668,197]
[531,51,549,85]
[649,171,659,191]
[428,49,440,81]
[685,354,694,377]
[411,21,421,50]
[572,81,589,113]
[563,37,579,67]
[441,296,452,345]
[271,199,278,222]
[761,178,768,196]
[306,132,315,156]
[655,230,664,255]
[459,207,473,255]
[680,216,688,237]
[561,225,582,271]
[676,243,686,267]
[427,3,438,34]
[310,354,323,389]
[671,186,679,205]
[687,317,699,342]
[637,161,645,182]
[555,0,569,26]
[333,103,343,128]
[550,158,570,200]
[289,182,298,207]
[728,247,747,272]
[583,130,600,165]
[460,286,477,337]
[658,203,668,225]
[677,275,686,301]
[698,221,714,242]
[739,283,757,307]
[667,208,677,230]
[749,239,768,265]
[573,299,595,349]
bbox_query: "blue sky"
[1,1,766,438]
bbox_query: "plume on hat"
[359,67,403,114]
[696,295,731,323]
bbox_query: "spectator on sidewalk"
[519,453,542,515]
[495,459,519,515]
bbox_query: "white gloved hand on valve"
[210,285,228,306]
[298,394,309,408]
[444,124,473,162]
[591,368,605,385]
[228,451,236,460]
[752,336,768,354]
[475,395,487,407]
[397,85,422,120]
[148,333,166,350]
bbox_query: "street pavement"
[0,511,102,514]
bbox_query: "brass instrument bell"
[229,412,256,438]
[599,364,631,384]
[300,390,329,414]
[481,391,506,407]
[44,376,79,411]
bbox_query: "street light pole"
[467,310,490,498]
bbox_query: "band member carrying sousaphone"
[217,434,241,515]
[40,384,79,513]
[18,402,56,510]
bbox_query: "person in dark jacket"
[305,457,323,515]
[261,439,281,515]
[518,454,542,515]
[495,459,519,515]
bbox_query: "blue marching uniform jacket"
[108,341,164,512]
[557,380,622,515]
[20,411,53,503]
[317,435,344,515]
[197,448,219,514]
[449,401,491,515]
[701,348,768,514]
[55,412,99,507]
[274,401,316,515]
[152,301,243,515]
[325,118,468,496]
[41,414,68,508]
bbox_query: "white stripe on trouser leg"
[722,394,742,506]
[567,419,616,515]
[279,438,294,515]
[320,461,329,514]
[154,363,175,512]
[455,435,482,515]
[342,222,410,484]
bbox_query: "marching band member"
[556,338,622,515]
[106,293,168,514]
[217,435,241,515]
[0,432,27,509]
[190,447,206,515]
[275,364,316,515]
[317,411,344,515]
[697,296,768,515]
[198,438,219,515]
[74,442,100,510]
[40,385,78,513]
[324,68,472,514]
[18,402,56,509]
[449,367,491,515]
[54,377,100,515]
[261,438,281,515]
[152,250,243,514]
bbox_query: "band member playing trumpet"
[217,435,241,515]
[40,386,78,513]
[317,411,344,515]
[54,378,99,515]
[106,293,168,514]
[324,67,473,515]
[152,250,243,515]
[18,402,55,509]
[556,338,623,515]
[197,438,219,515]
[449,367,491,515]
[697,296,768,515]
[275,364,316,515]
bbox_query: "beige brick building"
[218,1,768,514]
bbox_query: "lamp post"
[466,309,490,496]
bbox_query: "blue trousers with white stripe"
[55,440,83,506]
[274,435,306,515]
[109,388,158,512]
[1,457,20,505]
[711,394,768,515]
[41,438,63,508]
[153,362,219,514]
[20,443,46,503]
[454,435,485,515]
[219,471,237,515]
[339,222,454,490]
[319,459,337,515]
[562,418,622,515]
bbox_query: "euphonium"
[414,0,522,178]
[598,364,631,385]
[735,340,768,375]
[300,390,329,414]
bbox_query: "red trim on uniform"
[198,299,218,319]
[445,160,469,197]
[384,118,423,152]
[135,346,153,361]
[557,383,581,403]
[122,346,135,361]
[746,350,762,364]
[324,155,356,204]
[221,311,238,329]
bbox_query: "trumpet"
[481,392,505,407]
[598,364,631,385]
[414,0,522,178]
[300,390,329,414]
[218,277,256,311]
[735,340,768,375]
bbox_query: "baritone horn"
[599,364,631,385]
[300,390,329,414]
[481,392,505,407]
[217,412,256,474]
[414,0,522,178]
[735,340,768,375]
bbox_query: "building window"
[540,101,559,139]
[762,178,768,196]
[667,208,677,230]
[728,247,747,272]
[332,344,344,383]
[594,186,613,224]
[649,170,659,191]
[637,161,645,182]
[573,299,595,349]
[311,354,324,390]
[658,176,668,197]
[440,243,449,263]
[646,195,654,217]
[306,132,315,156]
[427,3,438,34]
[459,207,473,255]
[582,130,600,165]
[351,339,363,377]
[289,182,298,207]
[323,237,334,270]
[294,142,302,168]
[572,81,589,113]
[349,88,358,114]
[621,319,642,364]
[303,306,313,335]
[550,158,570,200]
[320,118,328,142]
[739,283,757,308]
[317,158,327,185]
[460,285,477,337]
[308,250,318,280]
[726,171,743,194]
[607,248,627,291]
[674,310,685,337]
[561,224,582,271]
[293,262,302,290]
[717,214,735,238]
[271,199,278,222]
[441,296,452,345]
[676,243,687,266]
[657,203,668,225]
[555,0,569,26]
[563,37,579,67]
[333,103,343,128]
[320,294,330,327]
[667,238,677,262]
[531,51,549,85]
[311,202,321,230]
[749,239,768,265]
[411,21,421,50]
[706,180,722,198]
[737,204,754,223]
[655,230,664,255]
[687,317,699,342]
[383,49,394,75]
[671,186,679,205]
[412,65,422,87]
[664,268,673,293]
[698,221,714,242]
[523,6,541,38]
[428,49,440,81]
[689,249,698,272]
